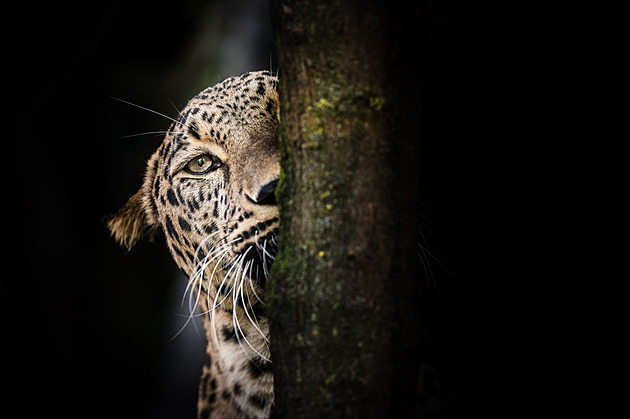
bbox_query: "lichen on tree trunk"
[268,1,426,417]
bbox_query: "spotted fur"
[107,71,279,418]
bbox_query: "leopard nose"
[249,179,278,206]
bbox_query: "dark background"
[4,1,511,417]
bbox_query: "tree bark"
[268,1,426,417]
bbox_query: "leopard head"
[107,71,279,316]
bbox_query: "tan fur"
[107,71,279,418]
[106,190,149,250]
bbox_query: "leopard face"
[107,69,279,321]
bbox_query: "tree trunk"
[268,1,426,417]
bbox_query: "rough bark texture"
[268,1,426,417]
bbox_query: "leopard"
[106,70,280,419]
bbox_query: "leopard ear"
[105,190,154,250]
[105,152,160,250]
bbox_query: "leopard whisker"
[182,223,276,358]
[254,232,276,282]
[197,235,241,272]
[178,232,240,341]
[168,97,183,117]
[111,96,189,129]
[232,257,271,362]
[172,241,235,342]
[248,267,265,306]
[262,239,269,280]
[212,252,243,309]
[210,250,251,361]
[416,224,455,305]
[183,231,226,301]
[210,253,242,361]
[417,244,454,277]
[189,244,233,312]
[182,233,233,310]
[169,268,212,342]
[253,231,268,280]
[253,230,277,261]
[243,262,268,342]
[244,258,270,350]
[120,130,185,139]
[231,248,250,315]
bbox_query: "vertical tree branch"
[268,1,426,417]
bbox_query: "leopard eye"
[185,155,220,174]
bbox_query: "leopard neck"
[196,302,273,418]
